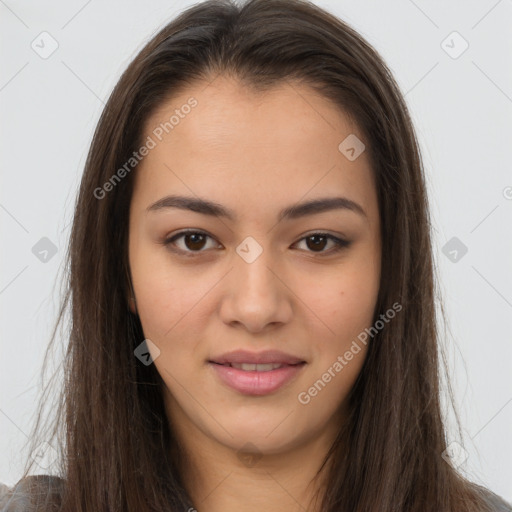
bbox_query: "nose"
[219,244,293,334]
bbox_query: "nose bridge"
[220,235,292,331]
[234,235,279,297]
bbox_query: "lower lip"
[209,362,306,396]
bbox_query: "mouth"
[208,356,307,395]
[209,349,306,367]
[210,361,305,372]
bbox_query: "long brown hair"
[18,0,499,510]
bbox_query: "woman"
[1,0,510,510]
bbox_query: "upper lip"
[209,350,306,365]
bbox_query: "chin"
[209,411,310,454]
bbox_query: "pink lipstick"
[208,350,306,396]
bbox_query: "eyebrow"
[146,194,367,221]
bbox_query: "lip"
[209,361,306,396]
[209,349,305,365]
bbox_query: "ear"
[126,269,137,315]
[128,296,137,314]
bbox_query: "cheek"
[331,282,378,339]
[134,274,208,383]
[304,260,379,345]
[130,243,212,344]
[298,269,375,411]
[136,281,214,350]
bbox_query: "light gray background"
[1,0,511,501]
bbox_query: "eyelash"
[162,230,351,257]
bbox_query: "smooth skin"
[128,75,381,512]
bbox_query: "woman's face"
[128,75,381,456]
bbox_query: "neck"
[182,436,332,512]
[166,396,342,512]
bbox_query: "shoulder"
[0,475,65,511]
[484,493,512,512]
[471,483,512,512]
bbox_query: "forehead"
[132,75,377,223]
[144,75,361,152]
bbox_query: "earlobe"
[128,296,137,315]
[126,270,138,315]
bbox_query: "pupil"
[186,233,205,250]
[307,235,326,251]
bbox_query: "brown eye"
[163,230,350,257]
[182,233,207,251]
[295,233,350,255]
[305,234,328,252]
[163,230,219,254]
